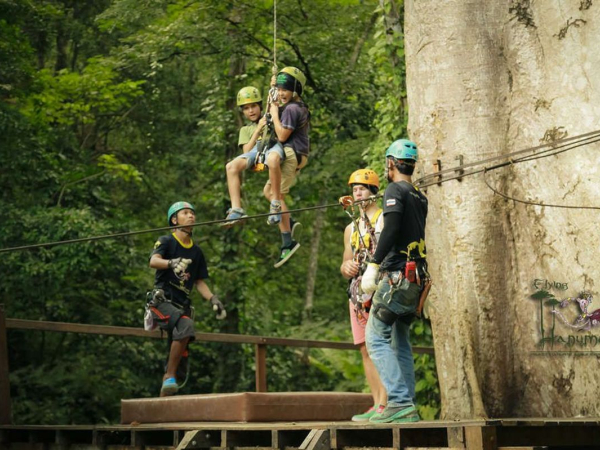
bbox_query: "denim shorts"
[237,142,285,169]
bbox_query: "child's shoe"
[220,207,247,228]
[267,200,282,225]
[274,240,300,268]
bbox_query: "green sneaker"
[351,405,383,422]
[369,404,420,423]
[274,240,300,268]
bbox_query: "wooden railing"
[0,304,434,425]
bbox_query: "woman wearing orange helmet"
[340,169,387,420]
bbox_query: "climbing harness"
[145,288,193,390]
[252,82,278,172]
[339,195,381,326]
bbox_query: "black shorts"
[150,301,195,341]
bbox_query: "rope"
[414,128,600,188]
[273,0,277,70]
[483,169,600,210]
[0,197,382,254]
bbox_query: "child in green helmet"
[223,76,306,268]
[224,86,267,226]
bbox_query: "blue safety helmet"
[167,201,195,226]
[385,139,419,162]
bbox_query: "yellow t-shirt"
[350,209,383,252]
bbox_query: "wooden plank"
[393,427,400,448]
[176,430,220,449]
[447,426,465,448]
[299,429,330,450]
[0,305,11,425]
[465,426,497,450]
[255,344,267,392]
[4,318,435,355]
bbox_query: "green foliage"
[366,0,407,172]
[1,0,440,424]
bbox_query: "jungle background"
[0,0,439,424]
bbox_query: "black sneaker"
[274,241,300,268]
[290,217,302,239]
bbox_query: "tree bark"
[405,0,600,418]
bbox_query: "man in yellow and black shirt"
[149,201,225,396]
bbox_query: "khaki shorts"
[264,146,308,194]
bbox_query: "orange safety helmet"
[348,169,380,194]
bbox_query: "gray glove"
[168,257,192,278]
[210,295,227,320]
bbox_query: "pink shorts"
[349,301,370,345]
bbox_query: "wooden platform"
[121,392,373,424]
[2,418,600,449]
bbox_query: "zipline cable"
[0,197,382,254]
[414,128,600,188]
[483,168,600,211]
[2,129,599,254]
[415,130,600,189]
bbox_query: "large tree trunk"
[405,0,600,418]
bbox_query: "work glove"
[168,258,192,278]
[210,294,227,320]
[361,262,380,294]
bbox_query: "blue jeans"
[365,273,420,407]
[237,142,284,169]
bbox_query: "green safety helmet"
[385,139,419,162]
[237,86,262,106]
[167,201,195,226]
[277,67,306,95]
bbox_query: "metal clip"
[455,155,464,182]
[433,159,442,185]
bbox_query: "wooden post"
[0,304,11,424]
[255,343,267,392]
[465,426,497,450]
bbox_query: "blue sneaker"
[160,377,179,396]
[267,200,282,225]
[221,207,247,228]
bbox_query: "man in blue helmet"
[360,139,428,423]
[148,201,226,396]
